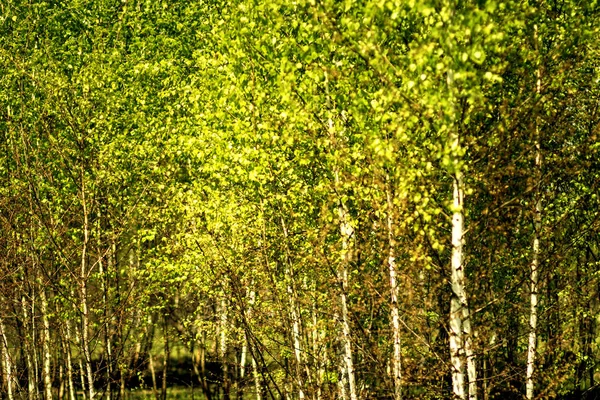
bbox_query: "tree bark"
[323,69,358,400]
[338,349,348,400]
[251,351,262,400]
[311,294,324,400]
[449,169,467,400]
[447,68,477,400]
[80,172,95,400]
[386,182,402,400]
[219,296,231,400]
[328,111,358,400]
[22,294,38,400]
[337,196,358,400]
[98,215,113,400]
[448,170,478,400]
[58,348,65,400]
[148,317,159,400]
[281,218,306,400]
[73,313,88,400]
[39,285,53,400]
[0,315,15,400]
[64,319,77,400]
[161,315,169,400]
[526,24,543,400]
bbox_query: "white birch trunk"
[32,291,40,395]
[240,330,248,380]
[463,291,477,400]
[281,218,306,400]
[219,296,230,399]
[449,170,466,400]
[337,198,358,400]
[148,315,159,400]
[98,216,113,400]
[251,355,261,400]
[311,297,322,400]
[161,317,169,400]
[338,347,348,400]
[325,70,357,400]
[526,24,543,400]
[447,68,477,400]
[328,112,358,400]
[0,315,14,400]
[386,184,402,400]
[64,319,77,400]
[450,170,478,400]
[40,286,53,400]
[525,135,541,400]
[73,310,88,400]
[81,248,95,400]
[59,352,65,400]
[80,173,95,400]
[240,288,255,392]
[22,295,37,400]
[290,288,305,400]
[244,289,263,400]
[149,350,159,400]
[220,296,228,361]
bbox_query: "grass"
[92,387,204,400]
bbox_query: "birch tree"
[525,22,543,400]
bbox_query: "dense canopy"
[1,0,600,399]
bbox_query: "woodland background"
[1,0,600,399]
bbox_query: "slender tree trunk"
[447,68,477,400]
[73,317,88,400]
[161,316,169,400]
[240,287,257,400]
[338,349,348,400]
[526,24,543,400]
[386,183,402,400]
[59,350,65,400]
[463,287,477,400]
[238,342,246,400]
[22,294,37,400]
[40,286,53,400]
[98,215,113,400]
[0,330,5,397]
[149,354,158,400]
[525,171,541,400]
[192,330,213,400]
[111,239,126,400]
[337,197,358,400]
[281,218,306,400]
[219,296,231,400]
[240,326,248,381]
[242,289,262,400]
[289,271,305,400]
[332,143,357,400]
[80,174,95,400]
[251,352,261,400]
[104,303,114,400]
[584,264,596,389]
[451,172,478,400]
[64,320,77,400]
[33,291,41,396]
[81,256,95,400]
[588,307,595,388]
[311,295,323,400]
[482,351,488,400]
[449,168,467,400]
[148,331,159,400]
[0,315,15,400]
[324,71,357,400]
